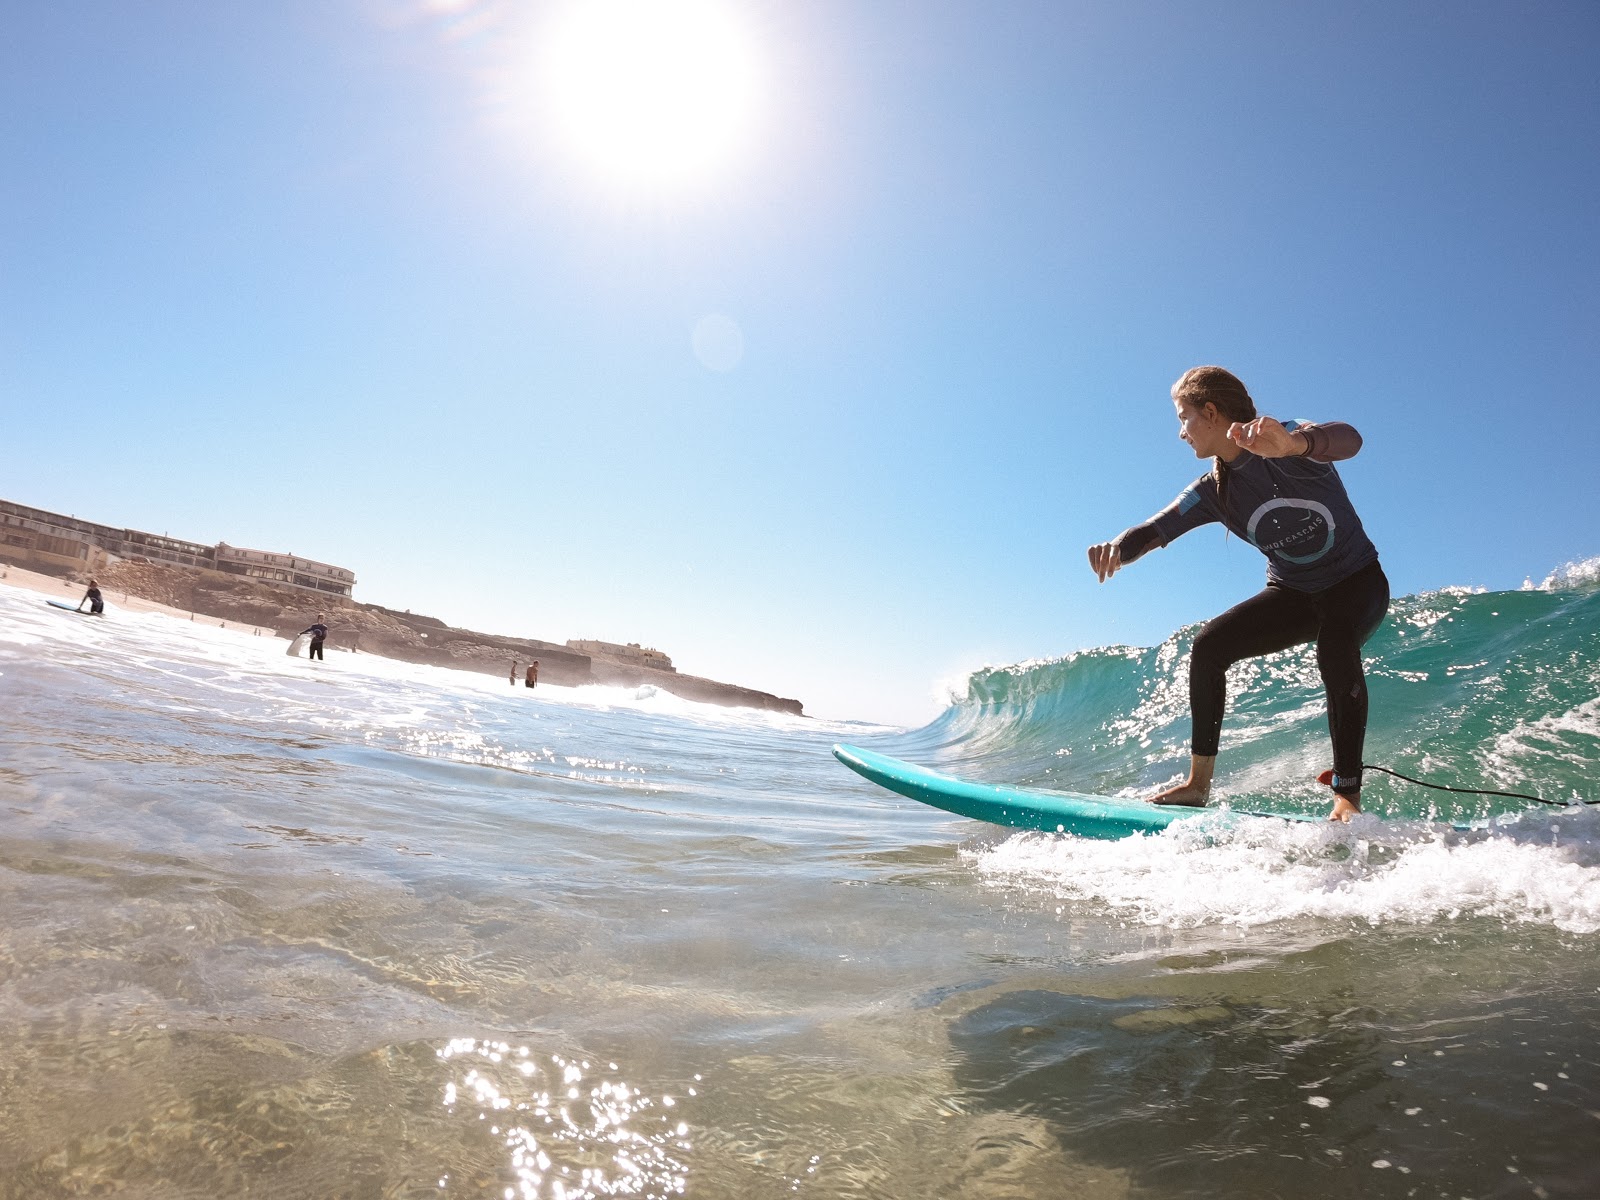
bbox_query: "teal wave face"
[915,562,1600,821]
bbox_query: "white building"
[0,499,356,599]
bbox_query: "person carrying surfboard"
[77,579,105,616]
[299,615,330,661]
[1087,366,1388,822]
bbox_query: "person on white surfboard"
[1087,366,1389,822]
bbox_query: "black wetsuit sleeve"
[1109,475,1221,568]
[1294,421,1362,462]
[1113,520,1164,566]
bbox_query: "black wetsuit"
[1114,421,1388,796]
[82,586,104,616]
[303,622,328,661]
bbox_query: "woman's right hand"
[1087,541,1122,583]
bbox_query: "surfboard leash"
[1335,764,1597,808]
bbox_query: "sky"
[1,0,1596,726]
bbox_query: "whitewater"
[1,563,1597,1199]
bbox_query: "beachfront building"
[214,544,356,598]
[0,500,213,573]
[566,639,674,671]
[1,502,121,575]
[0,498,356,599]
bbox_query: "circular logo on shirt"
[1247,498,1336,564]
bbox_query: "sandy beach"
[0,562,279,638]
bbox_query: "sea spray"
[971,804,1600,934]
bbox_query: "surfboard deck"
[46,600,97,615]
[832,743,1323,840]
[287,633,309,657]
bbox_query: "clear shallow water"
[1,571,1598,1199]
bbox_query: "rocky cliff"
[96,562,804,715]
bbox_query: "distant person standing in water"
[510,660,518,686]
[77,579,105,616]
[300,615,329,661]
[525,661,538,688]
[1087,366,1388,822]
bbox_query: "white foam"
[1487,693,1600,788]
[970,806,1600,935]
[1522,555,1600,592]
[0,581,859,737]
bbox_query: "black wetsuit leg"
[310,639,324,661]
[1311,561,1390,792]
[1188,561,1389,793]
[1189,588,1318,759]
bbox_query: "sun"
[539,0,762,191]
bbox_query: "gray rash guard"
[1116,420,1379,593]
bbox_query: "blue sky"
[2,1,1596,725]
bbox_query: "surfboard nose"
[832,742,864,768]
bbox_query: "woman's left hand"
[1227,416,1305,458]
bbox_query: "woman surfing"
[1087,366,1389,822]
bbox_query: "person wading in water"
[299,615,330,662]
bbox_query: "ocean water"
[2,565,1598,1200]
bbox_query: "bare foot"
[1149,782,1210,807]
[1328,793,1362,822]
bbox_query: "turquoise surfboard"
[832,743,1321,840]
